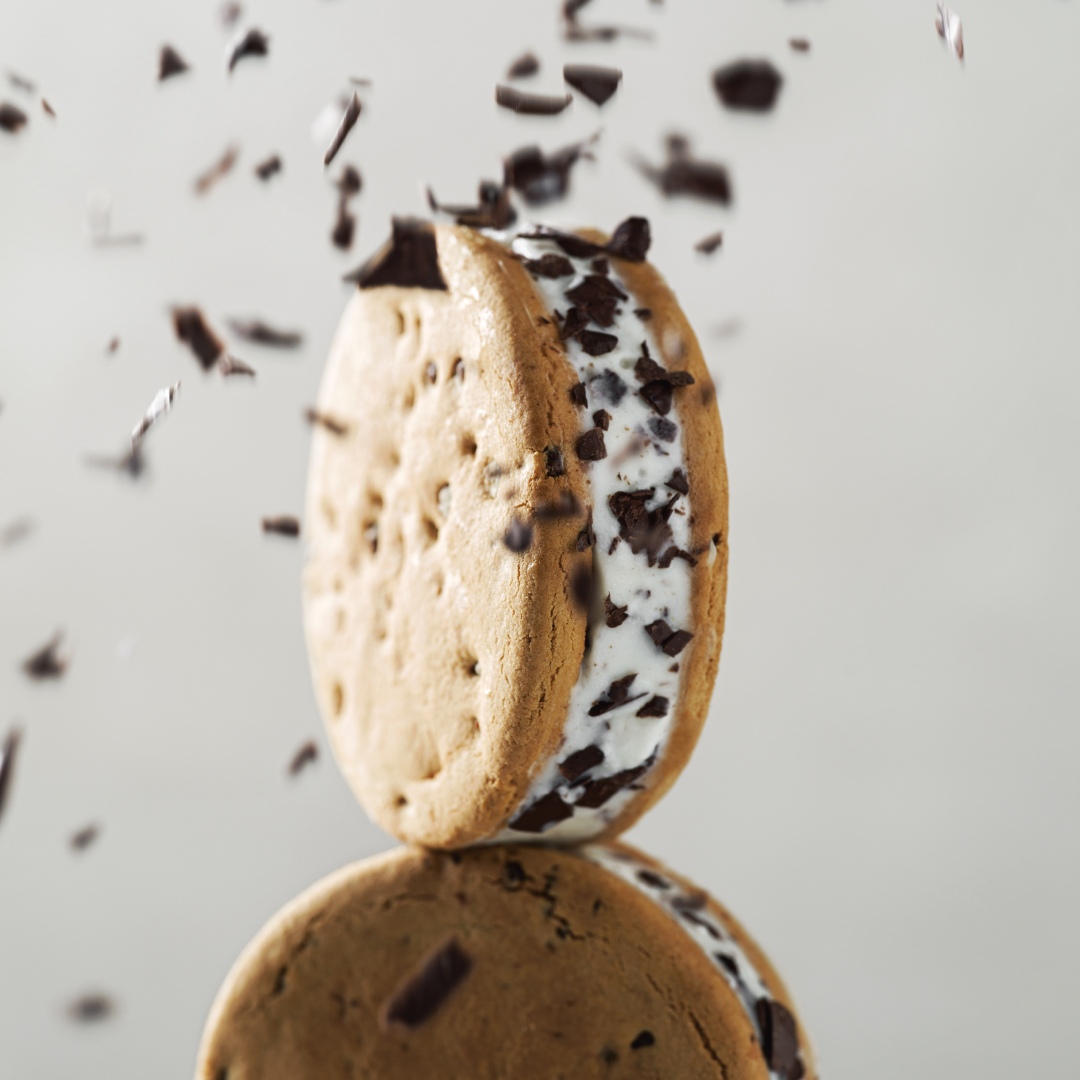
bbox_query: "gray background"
[2,0,1078,1076]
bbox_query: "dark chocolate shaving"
[712,60,783,112]
[600,597,628,630]
[569,382,588,407]
[22,632,68,680]
[649,416,677,442]
[565,275,627,327]
[634,135,732,205]
[227,28,269,73]
[592,410,610,431]
[344,218,447,291]
[636,696,669,718]
[331,205,356,250]
[508,790,573,832]
[657,545,697,569]
[337,165,362,196]
[609,489,676,565]
[589,368,627,406]
[504,859,526,887]
[495,84,572,115]
[716,953,740,978]
[172,307,225,369]
[576,760,651,808]
[575,427,607,461]
[634,307,652,321]
[637,870,670,889]
[228,319,303,348]
[631,1031,655,1049]
[577,330,618,356]
[0,102,28,133]
[789,38,810,53]
[262,516,300,537]
[645,619,672,647]
[427,180,516,230]
[695,231,724,254]
[254,154,282,180]
[507,52,540,79]
[159,45,190,81]
[70,823,100,851]
[305,407,349,436]
[504,135,598,205]
[41,99,55,117]
[323,91,361,167]
[68,994,115,1023]
[606,216,651,262]
[563,64,622,106]
[544,446,565,477]
[587,673,642,717]
[217,354,255,378]
[522,253,574,279]
[194,144,239,195]
[287,740,318,776]
[503,518,533,553]
[591,257,609,275]
[561,0,653,42]
[755,999,802,1080]
[560,308,590,340]
[559,745,605,781]
[666,468,689,495]
[0,727,23,828]
[84,446,146,479]
[576,516,595,551]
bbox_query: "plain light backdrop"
[1,0,1078,1076]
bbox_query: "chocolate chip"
[591,257,609,275]
[644,620,692,656]
[637,870,670,889]
[68,994,115,1023]
[262,516,300,537]
[305,408,349,436]
[344,218,447,291]
[508,790,574,832]
[577,330,618,356]
[630,1031,655,1049]
[495,85,572,115]
[657,545,697,569]
[712,60,783,112]
[716,953,740,978]
[634,135,732,205]
[592,410,610,431]
[634,307,653,321]
[755,999,802,1079]
[516,225,604,259]
[576,516,595,551]
[661,630,692,656]
[381,939,473,1029]
[789,38,810,53]
[523,253,575,279]
[507,51,540,79]
[563,64,622,106]
[216,354,256,378]
[606,216,651,262]
[589,368,628,406]
[588,674,641,717]
[254,154,282,181]
[569,382,588,407]
[565,275,627,328]
[576,760,651,808]
[609,489,676,565]
[558,744,605,781]
[22,632,68,680]
[603,595,628,627]
[666,468,689,495]
[504,135,597,205]
[560,307,590,340]
[287,740,318,776]
[575,427,607,461]
[636,696,669,718]
[672,891,707,913]
[504,859,526,886]
[70,823,100,851]
[194,144,239,195]
[503,518,533,553]
[695,231,724,254]
[569,562,592,612]
[228,319,303,348]
[323,91,361,167]
[645,619,673,647]
[0,727,23,828]
[332,207,356,250]
[159,45,190,81]
[427,181,516,230]
[634,353,695,388]
[640,381,674,415]
[649,416,677,442]
[544,446,566,477]
[227,27,269,73]
[0,102,28,133]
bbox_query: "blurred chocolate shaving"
[633,134,732,205]
[6,71,35,93]
[254,154,282,180]
[789,38,810,52]
[507,51,540,79]
[426,180,515,229]
[323,91,361,167]
[84,445,146,479]
[226,27,269,73]
[287,740,319,776]
[563,64,621,105]
[68,994,115,1023]
[159,45,190,81]
[41,98,55,118]
[1,517,34,549]
[561,0,653,42]
[228,319,303,348]
[331,164,362,251]
[495,85,572,115]
[262,516,300,537]
[131,382,180,445]
[217,354,255,377]
[503,518,533,553]
[106,336,120,354]
[606,216,650,261]
[381,938,473,1031]
[344,218,447,291]
[695,231,723,254]
[712,60,783,111]
[503,132,598,205]
[70,823,100,851]
[194,144,239,195]
[348,76,373,87]
[172,306,225,369]
[305,407,349,436]
[218,1,242,29]
[0,727,23,828]
[0,102,27,133]
[22,631,69,680]
[935,3,964,61]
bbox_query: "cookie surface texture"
[195,843,815,1080]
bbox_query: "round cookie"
[196,842,814,1080]
[303,217,728,848]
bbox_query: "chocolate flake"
[159,45,190,81]
[575,427,607,461]
[789,38,810,53]
[504,859,526,886]
[84,445,146,479]
[22,632,68,680]
[0,727,23,828]
[569,381,588,407]
[226,27,269,73]
[131,382,180,445]
[645,619,672,646]
[591,257,609,275]
[609,489,676,565]
[216,354,255,377]
[558,756,601,791]
[635,307,652,321]
[587,673,641,717]
[695,231,724,254]
[657,545,697,569]
[262,516,300,537]
[305,407,349,436]
[381,938,473,1030]
[575,516,595,551]
[577,329,618,356]
[287,740,318,776]
[603,594,628,627]
[6,71,35,93]
[716,952,740,978]
[592,409,610,431]
[649,416,677,442]
[663,629,692,656]
[323,91,361,167]
[606,216,650,262]
[194,144,239,195]
[0,102,28,133]
[560,308,590,340]
[344,218,447,291]
[522,253,574,279]
[503,517,533,553]
[565,275,627,327]
[495,85,572,115]
[631,1031,655,1049]
[508,789,573,832]
[427,180,515,230]
[637,870,669,889]
[544,446,566,477]
[228,319,303,348]
[173,307,225,369]
[935,3,964,61]
[517,225,604,259]
[254,154,282,181]
[68,994,115,1023]
[666,468,689,495]
[331,164,362,251]
[507,51,540,79]
[589,368,627,406]
[712,60,784,112]
[634,135,732,205]
[70,823,100,851]
[576,760,651,808]
[636,696,669,718]
[563,64,622,106]
[41,98,55,118]
[756,999,802,1079]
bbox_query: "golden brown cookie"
[303,217,727,848]
[195,842,814,1080]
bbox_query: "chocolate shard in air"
[427,180,516,230]
[712,60,784,112]
[503,133,598,205]
[254,154,281,180]
[606,216,650,261]
[228,319,303,348]
[172,306,225,369]
[756,999,802,1080]
[194,144,239,195]
[217,354,255,377]
[508,789,574,832]
[0,102,28,133]
[287,740,318,776]
[323,91,361,167]
[159,45,190,81]
[695,231,724,254]
[935,3,964,61]
[381,938,473,1030]
[68,994,115,1023]
[634,134,732,205]
[563,64,622,106]
[789,38,810,53]
[262,516,300,537]
[131,382,180,445]
[344,218,447,291]
[70,823,100,851]
[0,727,23,828]
[495,84,572,116]
[507,51,540,79]
[22,631,69,680]
[305,407,349,436]
[226,27,269,73]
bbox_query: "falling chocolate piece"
[503,517,533,553]
[561,0,653,43]
[287,740,318,776]
[935,3,964,61]
[0,102,28,133]
[217,354,255,378]
[503,134,598,206]
[756,999,802,1080]
[789,38,810,52]
[344,218,447,291]
[70,823,100,851]
[0,727,23,828]
[228,319,303,348]
[712,60,784,112]
[544,445,566,477]
[159,45,190,81]
[68,994,115,1023]
[558,744,605,780]
[381,938,473,1030]
[426,180,515,230]
[695,231,724,254]
[172,307,225,369]
[254,154,282,180]
[22,631,68,680]
[131,382,180,445]
[508,789,574,832]
[563,64,622,105]
[41,98,55,118]
[634,135,732,205]
[603,595,628,627]
[262,516,300,537]
[194,144,239,195]
[495,85,572,116]
[304,407,349,436]
[84,445,147,479]
[507,51,540,79]
[332,205,356,250]
[323,91,361,167]
[226,27,269,73]
[606,216,651,262]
